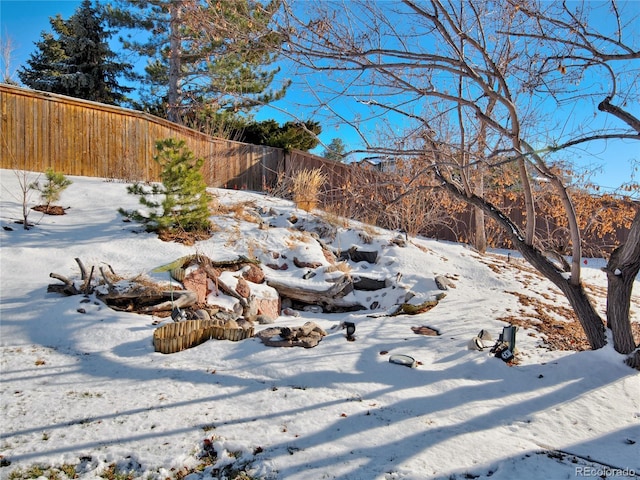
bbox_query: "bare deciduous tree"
[0,33,17,84]
[279,0,639,355]
[501,0,640,359]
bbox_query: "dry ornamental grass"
[291,168,327,212]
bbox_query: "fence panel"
[0,84,285,189]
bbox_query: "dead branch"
[75,257,88,280]
[99,266,115,291]
[48,272,80,296]
[82,266,95,294]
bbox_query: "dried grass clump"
[267,170,294,200]
[246,238,264,260]
[292,168,327,212]
[321,211,350,229]
[208,192,223,214]
[286,231,314,248]
[325,261,352,274]
[211,199,266,227]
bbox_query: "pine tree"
[30,168,72,209]
[121,138,211,236]
[105,0,288,122]
[322,138,347,162]
[18,0,132,104]
[18,32,69,93]
[236,119,321,151]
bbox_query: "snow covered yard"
[0,170,638,480]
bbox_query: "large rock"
[253,295,280,319]
[182,268,208,303]
[242,264,265,284]
[340,247,378,264]
[235,277,251,298]
[244,281,281,320]
[435,275,455,290]
[353,276,387,291]
[256,322,327,348]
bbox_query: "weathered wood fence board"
[0,84,285,190]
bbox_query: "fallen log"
[381,298,442,317]
[97,289,198,313]
[398,300,439,315]
[266,275,364,311]
[153,254,259,279]
[139,290,198,313]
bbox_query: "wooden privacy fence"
[0,83,364,198]
[1,84,633,254]
[0,84,284,190]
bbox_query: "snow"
[1,169,639,480]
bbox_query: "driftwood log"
[48,258,200,314]
[47,258,103,296]
[367,298,443,318]
[49,254,372,316]
[48,255,265,316]
[157,254,259,279]
[266,275,364,312]
[48,272,81,296]
[98,290,198,313]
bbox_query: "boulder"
[340,247,378,264]
[353,276,387,291]
[256,321,327,348]
[235,277,251,298]
[435,275,455,290]
[254,296,281,319]
[182,268,209,303]
[242,264,265,284]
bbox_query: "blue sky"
[1,1,79,67]
[1,0,638,195]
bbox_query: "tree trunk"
[550,176,583,286]
[516,240,607,350]
[473,206,487,253]
[167,1,183,123]
[597,92,640,358]
[604,208,640,354]
[522,140,585,287]
[626,350,640,370]
[436,173,607,349]
[516,157,536,245]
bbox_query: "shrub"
[30,168,72,208]
[120,138,211,236]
